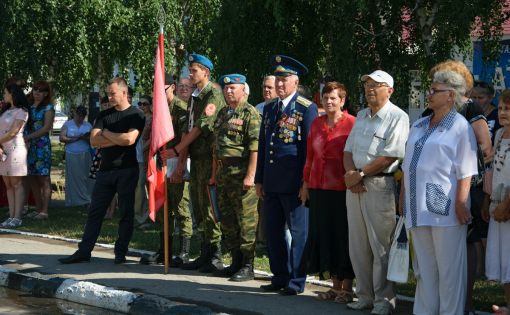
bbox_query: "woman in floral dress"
[24,80,55,220]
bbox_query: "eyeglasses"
[426,88,453,96]
[178,84,192,89]
[138,101,150,107]
[363,82,388,89]
[33,87,48,93]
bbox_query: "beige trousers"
[346,176,397,308]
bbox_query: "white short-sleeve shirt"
[344,101,409,173]
[402,110,478,228]
[63,120,92,154]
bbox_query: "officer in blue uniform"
[255,55,318,295]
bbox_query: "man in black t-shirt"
[59,77,145,264]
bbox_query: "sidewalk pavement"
[0,233,415,315]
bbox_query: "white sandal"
[1,218,12,227]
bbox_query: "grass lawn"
[1,142,504,312]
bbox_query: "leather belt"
[216,157,245,167]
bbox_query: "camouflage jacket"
[186,82,226,158]
[213,100,260,159]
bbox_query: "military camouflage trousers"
[168,181,192,238]
[190,158,222,245]
[217,163,259,258]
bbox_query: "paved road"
[0,233,414,315]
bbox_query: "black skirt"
[306,189,354,280]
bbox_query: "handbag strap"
[396,216,408,243]
[491,129,505,168]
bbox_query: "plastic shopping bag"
[387,216,409,283]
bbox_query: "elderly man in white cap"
[343,70,409,315]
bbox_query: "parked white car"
[52,111,68,134]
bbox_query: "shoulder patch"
[205,103,217,117]
[296,96,312,107]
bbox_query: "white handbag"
[387,216,410,283]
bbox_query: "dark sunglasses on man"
[138,101,150,107]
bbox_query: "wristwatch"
[357,169,365,178]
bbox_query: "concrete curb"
[0,266,215,314]
[0,229,492,315]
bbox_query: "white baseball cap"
[361,70,394,88]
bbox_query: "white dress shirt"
[402,110,478,228]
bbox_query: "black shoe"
[198,260,224,273]
[230,266,254,282]
[181,258,205,270]
[181,243,210,270]
[58,252,91,264]
[213,264,240,277]
[260,283,284,292]
[198,243,223,273]
[114,256,127,264]
[214,249,242,277]
[139,253,161,265]
[169,256,184,268]
[280,287,299,296]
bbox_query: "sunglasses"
[138,101,150,107]
[33,87,48,93]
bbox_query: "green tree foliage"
[211,0,508,107]
[0,0,219,101]
[0,0,506,108]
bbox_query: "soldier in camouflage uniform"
[210,74,260,281]
[140,74,193,266]
[161,54,225,273]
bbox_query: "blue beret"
[270,55,308,77]
[218,74,246,88]
[188,53,213,71]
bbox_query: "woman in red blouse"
[301,82,356,303]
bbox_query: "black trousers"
[78,167,139,257]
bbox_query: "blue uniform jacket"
[255,93,318,193]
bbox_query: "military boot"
[199,243,224,273]
[139,232,164,265]
[230,255,254,282]
[170,236,191,267]
[181,242,210,270]
[213,249,242,277]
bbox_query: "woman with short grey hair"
[400,69,479,314]
[432,70,467,109]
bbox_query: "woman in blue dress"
[24,80,55,220]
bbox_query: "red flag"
[147,32,174,221]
